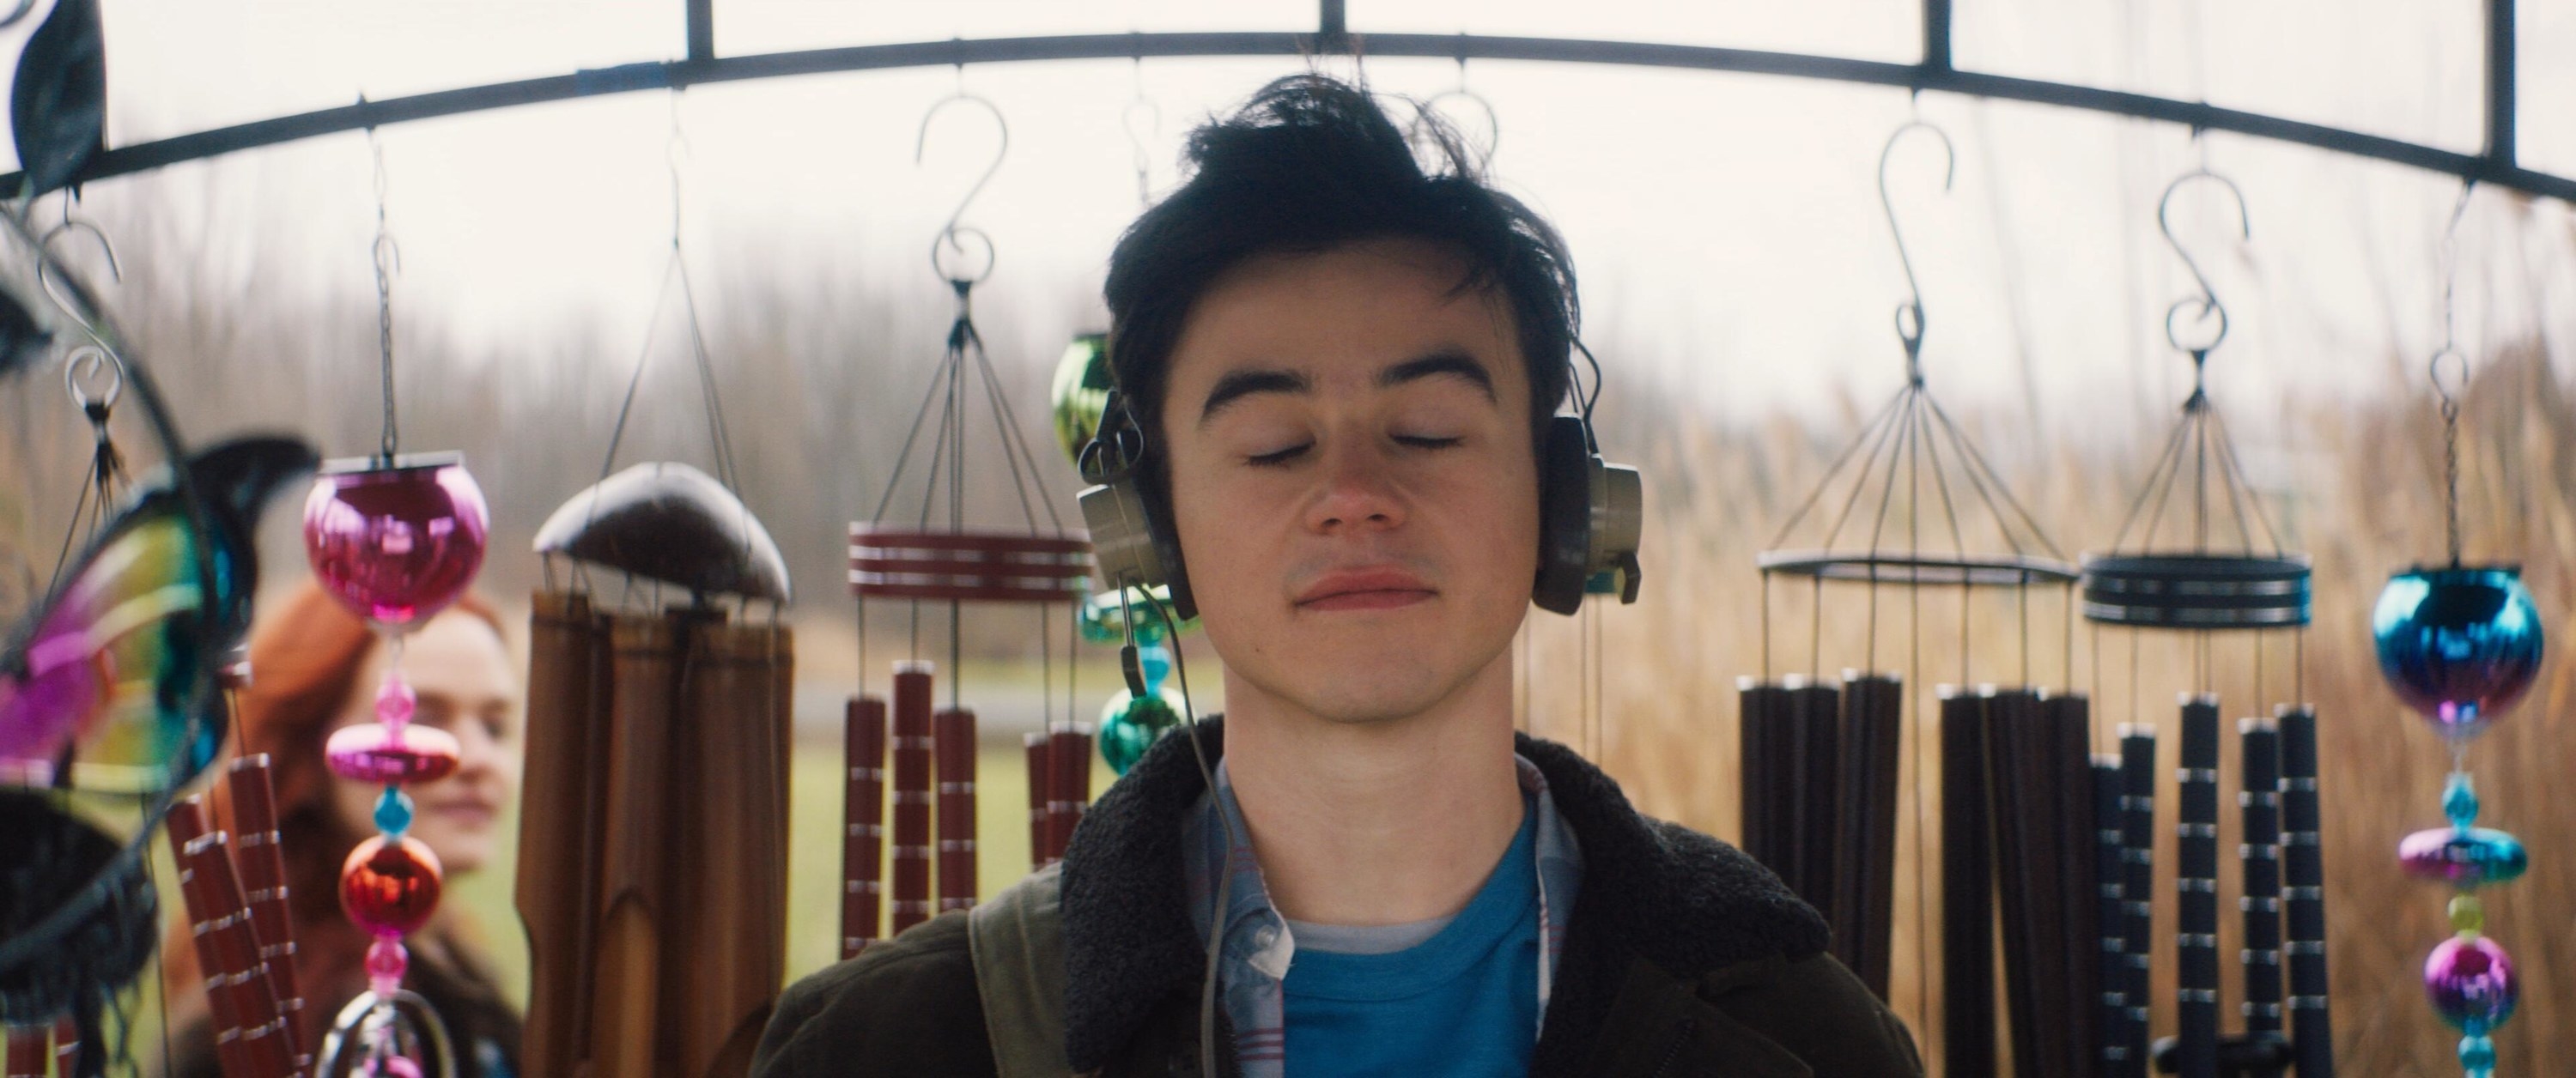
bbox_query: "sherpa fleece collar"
[1054,718,1829,1075]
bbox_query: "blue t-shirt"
[1278,795,1540,1077]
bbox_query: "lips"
[1295,566,1436,611]
[422,797,499,828]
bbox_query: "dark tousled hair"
[1103,73,1578,475]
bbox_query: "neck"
[1219,652,1524,927]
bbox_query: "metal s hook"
[0,0,35,29]
[1876,120,1954,374]
[1420,47,1499,172]
[1124,58,1160,208]
[36,194,121,327]
[915,89,1007,285]
[2156,168,2251,354]
[62,343,121,412]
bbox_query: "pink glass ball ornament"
[303,453,489,629]
[325,723,460,785]
[2424,934,2518,1033]
[340,834,444,938]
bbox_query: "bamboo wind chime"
[513,116,799,1078]
[1745,120,2099,1078]
[842,92,1092,958]
[2081,168,2322,1078]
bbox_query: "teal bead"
[2444,772,2480,830]
[374,786,414,837]
[1139,643,1172,697]
[2459,1033,2496,1072]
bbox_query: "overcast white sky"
[17,1,2576,441]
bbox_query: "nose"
[1303,440,1407,536]
[446,713,497,784]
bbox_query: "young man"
[754,75,1922,1078]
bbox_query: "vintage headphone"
[1076,348,1643,617]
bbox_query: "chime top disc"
[1757,549,2078,588]
[2078,552,2312,629]
[848,525,1092,605]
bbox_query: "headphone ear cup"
[1532,415,1592,615]
[1134,471,1197,621]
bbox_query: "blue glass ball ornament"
[1097,687,1183,776]
[2372,566,2544,741]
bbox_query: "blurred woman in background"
[162,581,524,1078]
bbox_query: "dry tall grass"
[1541,344,2573,1076]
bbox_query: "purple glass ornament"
[2372,566,2544,741]
[340,835,444,938]
[325,723,461,784]
[2425,935,2518,1032]
[2399,827,2528,888]
[303,454,489,629]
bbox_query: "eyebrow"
[1195,349,1498,427]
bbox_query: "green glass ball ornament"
[1098,687,1184,775]
[1051,332,1114,467]
[1079,585,1197,645]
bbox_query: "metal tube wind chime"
[292,132,492,1078]
[2369,184,2538,1078]
[843,94,1092,958]
[2081,168,2315,1078]
[1744,120,2089,1077]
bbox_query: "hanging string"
[2433,182,2475,568]
[368,129,401,465]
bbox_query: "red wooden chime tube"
[166,799,299,1078]
[889,663,936,934]
[1024,732,1050,869]
[227,754,306,1067]
[841,696,888,960]
[934,706,980,913]
[3,1027,44,1078]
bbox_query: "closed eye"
[1394,435,1463,451]
[1247,443,1311,468]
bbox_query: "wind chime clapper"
[1744,120,2087,1078]
[292,130,491,1078]
[2367,184,2541,1078]
[844,88,1092,958]
[2081,169,2317,1078]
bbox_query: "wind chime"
[1744,121,2085,1078]
[513,95,796,1078]
[293,132,491,1078]
[2081,168,2318,1078]
[4,202,319,1078]
[843,93,1091,957]
[2369,185,2538,1078]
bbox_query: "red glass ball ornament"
[340,834,444,937]
[303,455,489,629]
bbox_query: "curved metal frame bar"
[9,5,2567,203]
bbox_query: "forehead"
[1168,237,1521,388]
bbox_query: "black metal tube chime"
[2085,169,2323,1078]
[1747,121,2087,1078]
